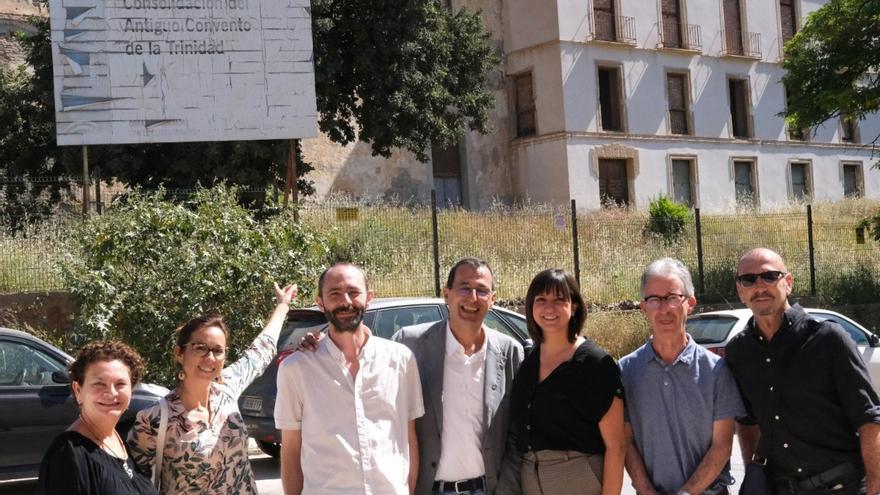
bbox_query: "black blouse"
[39,431,158,495]
[510,339,624,454]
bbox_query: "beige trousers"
[521,450,604,495]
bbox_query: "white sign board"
[48,0,318,145]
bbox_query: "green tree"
[782,0,879,138]
[57,185,329,384]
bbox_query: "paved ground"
[0,438,744,495]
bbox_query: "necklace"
[79,414,134,479]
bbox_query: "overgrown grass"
[3,199,880,308]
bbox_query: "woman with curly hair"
[39,340,158,495]
[128,282,297,494]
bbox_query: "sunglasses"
[735,270,787,287]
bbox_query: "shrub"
[57,185,329,385]
[645,196,692,245]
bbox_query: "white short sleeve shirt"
[275,334,425,495]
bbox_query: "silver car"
[686,308,880,390]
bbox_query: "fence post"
[570,199,581,287]
[81,146,90,219]
[431,190,441,297]
[807,204,816,296]
[94,166,103,214]
[695,207,705,295]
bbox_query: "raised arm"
[680,418,735,494]
[261,282,298,342]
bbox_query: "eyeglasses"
[184,342,226,358]
[454,287,493,299]
[735,270,787,287]
[643,293,687,310]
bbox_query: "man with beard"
[392,257,524,494]
[274,262,425,495]
[725,248,880,495]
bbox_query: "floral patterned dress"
[128,333,276,494]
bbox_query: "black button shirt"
[510,339,624,454]
[725,304,880,477]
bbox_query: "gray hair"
[640,257,695,298]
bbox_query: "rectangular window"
[431,142,462,207]
[666,73,690,135]
[514,73,536,137]
[661,0,683,48]
[734,160,757,205]
[780,0,797,45]
[598,66,624,132]
[593,0,617,42]
[728,78,751,138]
[790,161,811,201]
[843,163,863,198]
[723,0,744,55]
[599,158,629,206]
[841,115,859,143]
[671,159,694,206]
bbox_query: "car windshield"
[686,316,739,344]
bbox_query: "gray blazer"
[392,320,524,495]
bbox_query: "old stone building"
[0,0,43,67]
[305,0,880,212]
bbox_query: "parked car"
[0,328,169,481]
[239,297,532,457]
[686,308,880,390]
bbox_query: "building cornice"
[511,130,876,152]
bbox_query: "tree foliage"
[782,0,880,134]
[0,0,498,192]
[57,185,330,385]
[313,0,499,160]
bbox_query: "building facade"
[503,0,879,212]
[305,0,879,211]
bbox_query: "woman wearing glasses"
[505,269,625,495]
[128,282,297,494]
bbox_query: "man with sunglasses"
[392,257,524,494]
[725,248,880,495]
[619,258,745,495]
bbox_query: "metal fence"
[2,177,879,304]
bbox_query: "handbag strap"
[152,397,169,489]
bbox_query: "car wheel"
[257,440,280,458]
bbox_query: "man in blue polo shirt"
[620,258,745,495]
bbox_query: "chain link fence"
[2,177,879,305]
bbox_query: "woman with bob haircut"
[39,340,158,495]
[504,268,625,495]
[127,282,297,494]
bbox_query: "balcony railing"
[667,109,692,135]
[587,13,637,45]
[721,29,761,58]
[658,23,702,51]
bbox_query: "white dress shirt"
[274,334,424,495]
[434,322,487,481]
